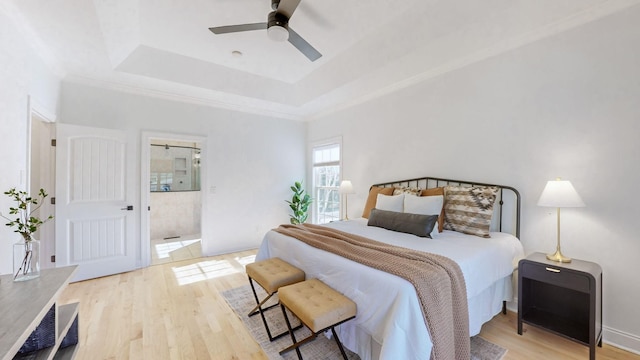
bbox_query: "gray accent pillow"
[368,208,439,238]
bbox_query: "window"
[312,141,341,224]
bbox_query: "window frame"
[310,137,342,224]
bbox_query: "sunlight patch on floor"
[172,259,239,285]
[155,238,201,259]
[235,254,256,267]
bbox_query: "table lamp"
[537,179,585,263]
[338,180,355,220]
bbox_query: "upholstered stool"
[246,257,305,341]
[278,278,357,360]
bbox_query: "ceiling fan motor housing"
[267,11,289,41]
[268,11,289,29]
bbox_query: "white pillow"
[404,194,444,238]
[376,194,404,213]
[404,194,444,216]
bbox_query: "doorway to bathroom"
[142,133,205,266]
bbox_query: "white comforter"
[256,219,524,360]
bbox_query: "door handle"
[121,205,134,211]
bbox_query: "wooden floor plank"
[58,249,638,360]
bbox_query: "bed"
[256,177,524,360]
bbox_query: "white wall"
[308,6,640,353]
[59,82,306,258]
[150,191,201,240]
[0,7,61,275]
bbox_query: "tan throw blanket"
[274,223,470,360]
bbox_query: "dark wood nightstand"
[518,252,602,360]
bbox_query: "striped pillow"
[443,185,498,238]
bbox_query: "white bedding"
[256,218,524,360]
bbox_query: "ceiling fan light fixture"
[267,25,288,41]
[267,11,289,42]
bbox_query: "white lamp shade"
[338,180,355,194]
[537,180,585,208]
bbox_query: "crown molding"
[308,0,640,121]
[12,0,639,123]
[63,75,306,121]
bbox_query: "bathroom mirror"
[150,144,201,192]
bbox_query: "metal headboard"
[372,176,521,239]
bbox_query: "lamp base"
[546,249,572,263]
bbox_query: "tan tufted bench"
[246,257,305,341]
[278,278,357,360]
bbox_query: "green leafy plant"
[2,188,53,279]
[2,188,53,242]
[286,181,312,224]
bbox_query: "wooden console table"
[0,266,79,360]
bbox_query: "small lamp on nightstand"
[537,178,585,263]
[338,180,355,220]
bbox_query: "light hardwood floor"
[59,250,638,360]
[150,234,202,266]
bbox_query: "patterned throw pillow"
[393,186,422,196]
[443,185,499,238]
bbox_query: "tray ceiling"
[5,0,638,119]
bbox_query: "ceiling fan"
[209,0,322,62]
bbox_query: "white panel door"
[55,124,137,281]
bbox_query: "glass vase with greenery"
[286,181,312,224]
[2,188,53,280]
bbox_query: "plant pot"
[13,239,40,281]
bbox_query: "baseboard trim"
[603,326,640,355]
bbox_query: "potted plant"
[1,188,53,281]
[286,181,312,224]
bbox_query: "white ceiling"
[5,0,639,120]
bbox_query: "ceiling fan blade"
[288,27,321,62]
[276,0,301,18]
[209,23,267,34]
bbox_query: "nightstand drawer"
[520,261,590,293]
